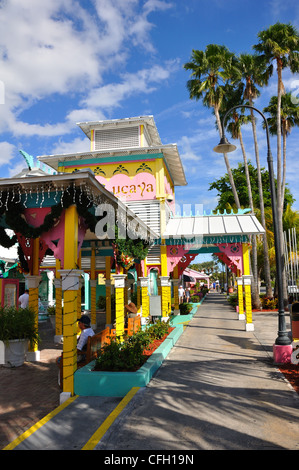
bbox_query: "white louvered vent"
[146,245,161,265]
[94,127,139,150]
[125,200,160,235]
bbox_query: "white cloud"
[0,142,16,167]
[0,0,174,137]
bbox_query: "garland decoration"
[113,226,150,269]
[0,185,98,243]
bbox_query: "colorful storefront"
[0,115,265,400]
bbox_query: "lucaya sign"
[95,173,156,201]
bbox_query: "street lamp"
[214,104,291,351]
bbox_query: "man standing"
[178,285,185,304]
[18,289,29,309]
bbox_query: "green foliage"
[227,293,238,308]
[0,307,39,347]
[94,320,170,372]
[179,303,193,315]
[209,161,294,211]
[47,306,55,315]
[96,295,115,311]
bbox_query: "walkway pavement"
[1,292,299,451]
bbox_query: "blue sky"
[1,0,299,256]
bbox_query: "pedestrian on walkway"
[178,285,185,304]
[18,289,29,309]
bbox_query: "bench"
[110,315,141,338]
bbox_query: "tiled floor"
[0,320,63,449]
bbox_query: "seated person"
[125,301,138,315]
[77,314,95,362]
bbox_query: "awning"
[163,213,265,239]
[182,274,195,283]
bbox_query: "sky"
[1,0,299,263]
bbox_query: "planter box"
[74,324,183,397]
[0,339,28,367]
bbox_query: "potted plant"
[0,306,39,367]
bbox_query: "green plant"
[227,293,238,308]
[96,294,115,311]
[190,295,200,303]
[47,306,55,315]
[94,320,171,372]
[179,303,193,315]
[0,307,39,348]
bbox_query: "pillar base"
[161,316,169,322]
[273,344,292,364]
[60,392,72,405]
[27,350,40,362]
[238,313,246,320]
[245,322,254,331]
[173,309,180,316]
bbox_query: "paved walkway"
[1,293,299,450]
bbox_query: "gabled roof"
[163,213,265,239]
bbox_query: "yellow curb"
[3,395,78,450]
[81,387,140,450]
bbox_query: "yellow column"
[59,205,82,398]
[139,277,149,324]
[160,244,170,318]
[90,246,97,327]
[105,256,112,326]
[114,274,126,338]
[173,265,180,315]
[27,238,41,360]
[136,264,141,313]
[54,259,63,342]
[236,277,245,320]
[242,243,254,331]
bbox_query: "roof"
[37,144,187,187]
[162,213,265,239]
[37,115,187,186]
[77,115,162,146]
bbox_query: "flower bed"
[74,324,183,397]
[279,363,299,394]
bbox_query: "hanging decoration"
[112,226,150,270]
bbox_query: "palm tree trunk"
[281,125,287,211]
[214,106,241,209]
[239,130,261,308]
[276,61,288,302]
[250,106,272,297]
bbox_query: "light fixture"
[213,136,237,154]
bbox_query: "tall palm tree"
[236,53,273,297]
[221,85,261,307]
[184,44,241,209]
[263,93,299,207]
[253,22,299,300]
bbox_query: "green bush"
[97,294,115,311]
[94,320,171,372]
[0,307,39,347]
[179,303,193,315]
[190,295,200,303]
[227,293,238,308]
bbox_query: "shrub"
[94,320,171,371]
[0,307,39,347]
[261,296,278,310]
[227,294,238,308]
[179,303,193,315]
[190,295,200,303]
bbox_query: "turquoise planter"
[74,324,183,397]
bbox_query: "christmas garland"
[113,226,150,269]
[0,186,151,271]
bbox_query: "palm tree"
[263,93,299,207]
[236,53,273,297]
[221,86,261,308]
[184,44,241,209]
[253,22,299,300]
